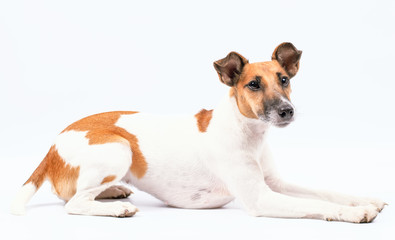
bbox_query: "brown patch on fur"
[62,111,148,179]
[233,61,289,119]
[101,175,116,184]
[24,156,48,189]
[195,109,213,132]
[24,145,80,201]
[46,146,80,201]
[61,111,138,134]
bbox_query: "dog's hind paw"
[96,185,133,200]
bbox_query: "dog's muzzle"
[260,98,295,127]
[274,103,294,127]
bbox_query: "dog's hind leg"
[65,185,138,217]
[64,142,138,217]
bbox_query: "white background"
[0,0,394,239]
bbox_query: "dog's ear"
[214,52,248,87]
[272,42,302,78]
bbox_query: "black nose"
[278,106,294,120]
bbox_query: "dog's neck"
[211,93,269,146]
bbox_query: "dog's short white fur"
[11,43,385,222]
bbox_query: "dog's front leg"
[264,177,386,212]
[217,154,380,223]
[258,143,386,212]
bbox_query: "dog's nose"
[278,106,294,120]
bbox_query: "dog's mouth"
[273,120,293,128]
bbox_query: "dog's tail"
[10,155,48,215]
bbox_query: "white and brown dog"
[11,43,386,223]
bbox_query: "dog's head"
[214,42,302,127]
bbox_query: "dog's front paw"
[349,197,387,212]
[337,205,379,223]
[365,198,387,212]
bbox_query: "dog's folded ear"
[272,42,302,78]
[214,52,249,87]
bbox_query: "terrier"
[11,42,386,222]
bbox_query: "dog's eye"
[281,76,289,87]
[247,80,260,90]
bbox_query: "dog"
[11,42,386,222]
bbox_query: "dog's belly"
[125,172,234,209]
[117,113,234,208]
